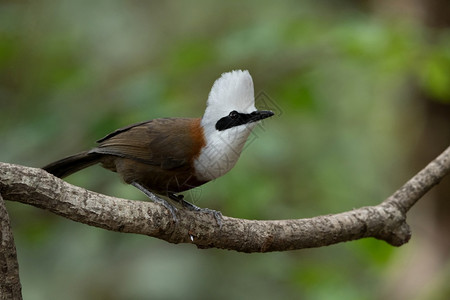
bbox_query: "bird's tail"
[43,151,101,178]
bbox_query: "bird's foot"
[132,182,178,222]
[169,193,223,228]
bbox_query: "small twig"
[384,145,450,212]
[0,146,449,253]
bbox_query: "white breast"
[193,124,255,181]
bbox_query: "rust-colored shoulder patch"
[189,118,206,161]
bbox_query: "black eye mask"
[215,110,274,131]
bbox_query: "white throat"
[193,70,258,181]
[194,123,256,181]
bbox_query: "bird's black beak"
[249,110,275,123]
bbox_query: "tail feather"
[43,151,101,178]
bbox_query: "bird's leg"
[131,182,178,222]
[168,193,199,210]
[168,193,223,228]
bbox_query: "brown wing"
[90,118,203,170]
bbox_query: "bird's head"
[201,70,274,136]
[195,70,274,181]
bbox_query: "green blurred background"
[1,0,450,299]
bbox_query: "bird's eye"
[229,110,239,119]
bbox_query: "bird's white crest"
[195,70,258,181]
[201,70,256,127]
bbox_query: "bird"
[43,70,274,221]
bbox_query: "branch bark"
[0,146,449,253]
[0,193,22,300]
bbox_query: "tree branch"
[0,146,449,253]
[0,193,22,300]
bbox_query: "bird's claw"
[169,193,223,228]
